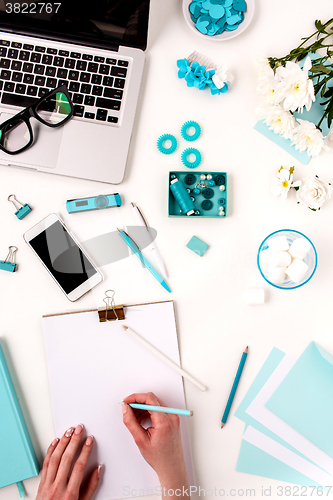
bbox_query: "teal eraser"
[186,236,209,256]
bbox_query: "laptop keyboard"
[0,39,129,124]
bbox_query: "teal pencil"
[120,402,193,417]
[221,347,248,428]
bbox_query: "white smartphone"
[24,213,103,301]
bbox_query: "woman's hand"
[36,424,102,500]
[122,392,189,498]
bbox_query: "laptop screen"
[0,0,150,51]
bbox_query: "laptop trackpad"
[0,112,63,169]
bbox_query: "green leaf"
[327,100,333,129]
[310,64,331,74]
[315,20,327,33]
[296,53,308,62]
[309,207,317,211]
[323,87,333,98]
[315,20,322,30]
[294,186,300,191]
[312,40,324,52]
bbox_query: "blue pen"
[117,229,171,293]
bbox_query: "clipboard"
[42,296,195,500]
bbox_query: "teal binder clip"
[0,246,17,272]
[8,194,32,220]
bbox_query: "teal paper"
[237,430,321,487]
[0,342,40,489]
[235,348,309,449]
[235,347,321,484]
[266,341,333,459]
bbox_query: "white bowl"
[182,0,255,41]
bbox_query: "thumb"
[122,403,149,448]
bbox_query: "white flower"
[296,176,332,210]
[256,104,296,139]
[271,167,301,200]
[212,65,234,89]
[254,55,271,78]
[257,64,281,103]
[275,57,315,113]
[291,119,331,157]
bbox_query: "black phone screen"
[29,220,97,294]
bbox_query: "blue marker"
[117,229,171,293]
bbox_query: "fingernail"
[65,427,75,438]
[85,435,94,446]
[75,424,84,435]
[122,403,128,415]
[51,438,59,446]
[97,465,103,478]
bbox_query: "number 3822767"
[5,3,61,14]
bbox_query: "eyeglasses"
[0,85,73,155]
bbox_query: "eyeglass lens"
[36,91,72,125]
[0,119,31,152]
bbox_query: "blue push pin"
[8,194,32,220]
[0,246,18,272]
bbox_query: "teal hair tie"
[181,148,202,169]
[157,134,178,154]
[181,121,201,142]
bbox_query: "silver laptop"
[0,0,150,184]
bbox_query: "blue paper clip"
[0,246,18,272]
[8,194,32,220]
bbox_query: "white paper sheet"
[42,301,195,500]
[246,353,333,474]
[243,427,333,486]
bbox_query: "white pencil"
[122,326,206,392]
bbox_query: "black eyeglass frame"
[0,85,74,155]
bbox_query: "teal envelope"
[266,341,333,459]
[254,121,311,164]
[235,347,322,485]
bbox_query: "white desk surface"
[1,1,333,499]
